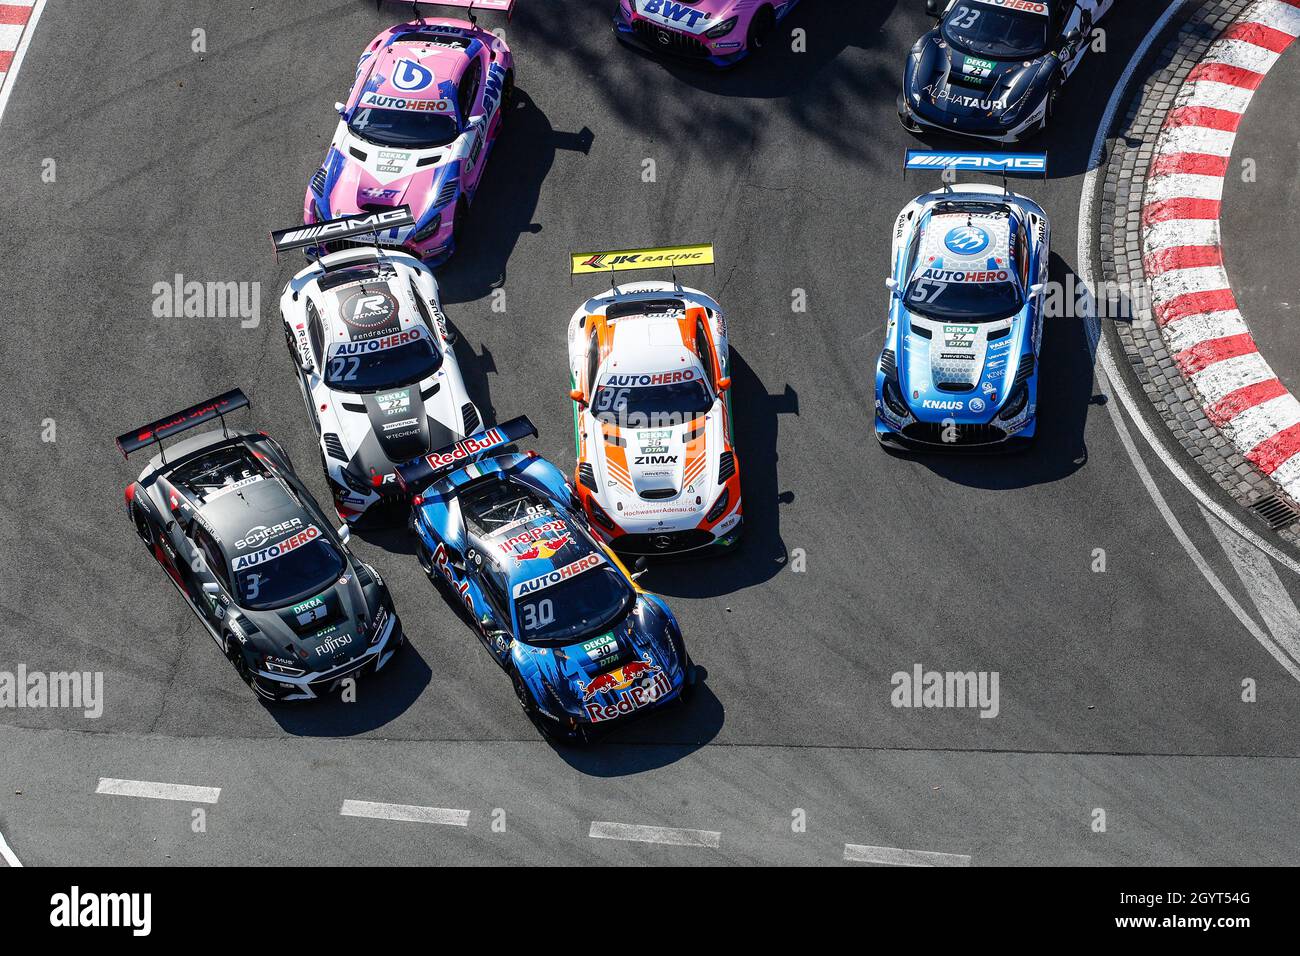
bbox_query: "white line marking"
[339,800,470,827]
[1145,172,1227,204]
[1077,0,1300,587]
[1201,37,1282,74]
[1154,123,1238,158]
[95,778,221,804]
[0,0,43,128]
[1223,393,1300,450]
[588,821,721,848]
[1179,77,1257,113]
[843,843,971,867]
[1203,506,1300,665]
[1144,218,1222,253]
[1164,309,1248,354]
[1149,264,1232,302]
[1190,351,1277,405]
[1251,0,1300,36]
[0,830,22,867]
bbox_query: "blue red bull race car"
[875,151,1050,452]
[396,416,695,743]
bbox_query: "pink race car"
[612,0,803,66]
[303,1,516,265]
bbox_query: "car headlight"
[263,658,305,677]
[998,383,1030,421]
[706,488,730,523]
[882,379,911,419]
[586,495,617,531]
[705,16,737,39]
[368,605,390,645]
[412,213,443,243]
[339,467,374,495]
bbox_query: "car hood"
[327,129,459,222]
[329,377,463,484]
[898,311,1025,423]
[512,600,685,723]
[914,33,1047,119]
[633,0,736,35]
[245,572,371,672]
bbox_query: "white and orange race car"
[566,244,742,558]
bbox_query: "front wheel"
[512,668,588,746]
[747,7,776,51]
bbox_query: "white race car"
[273,209,480,524]
[566,245,742,557]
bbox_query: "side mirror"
[1064,28,1083,46]
[631,556,649,582]
[925,0,943,17]
[337,524,352,545]
[569,388,586,405]
[885,277,900,297]
[202,582,220,595]
[1029,283,1046,299]
[334,101,346,116]
[717,377,731,392]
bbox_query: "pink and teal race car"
[613,0,802,66]
[303,2,516,265]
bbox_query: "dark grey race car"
[116,389,403,702]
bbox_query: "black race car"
[900,0,1114,142]
[116,389,403,702]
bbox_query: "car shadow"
[637,348,797,598]
[546,665,725,776]
[903,250,1097,489]
[434,88,567,304]
[260,641,433,737]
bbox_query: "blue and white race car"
[874,151,1050,451]
[396,416,694,744]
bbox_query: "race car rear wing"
[270,206,417,260]
[395,415,538,492]
[115,388,250,460]
[569,243,716,291]
[904,150,1048,193]
[377,1,517,22]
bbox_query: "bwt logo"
[50,887,152,936]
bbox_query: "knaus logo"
[152,273,260,329]
[891,664,1000,718]
[50,886,151,936]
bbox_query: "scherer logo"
[50,886,151,936]
[891,664,1000,718]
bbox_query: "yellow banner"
[570,243,715,276]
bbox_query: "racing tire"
[451,198,468,249]
[748,6,777,50]
[223,633,251,687]
[130,503,153,546]
[502,69,515,116]
[512,668,589,746]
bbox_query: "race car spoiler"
[570,243,716,286]
[270,206,417,259]
[377,0,517,21]
[396,415,538,492]
[115,388,250,459]
[904,150,1049,180]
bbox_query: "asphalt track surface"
[3,1,1300,866]
[1221,41,1300,394]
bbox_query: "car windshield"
[591,379,714,425]
[905,267,1024,321]
[942,2,1051,59]
[348,106,459,148]
[325,338,442,392]
[232,537,345,612]
[513,566,635,646]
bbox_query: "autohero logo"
[0,667,103,718]
[50,886,151,936]
[151,274,260,329]
[891,664,1000,718]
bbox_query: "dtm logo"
[944,226,990,255]
[391,58,434,92]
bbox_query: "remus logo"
[50,886,152,936]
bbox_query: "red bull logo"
[425,428,504,470]
[578,654,662,702]
[584,671,674,722]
